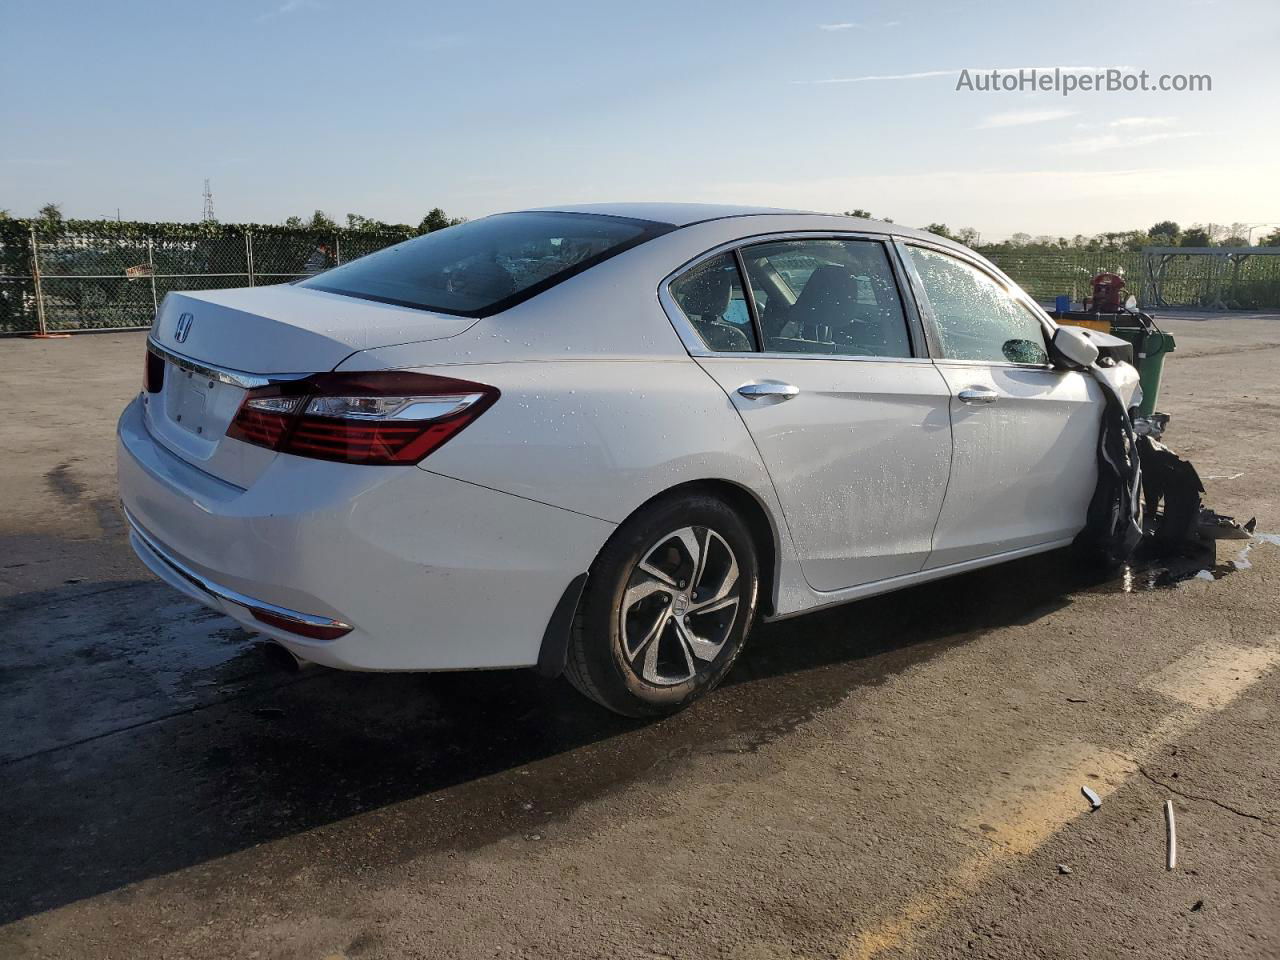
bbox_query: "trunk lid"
[144,285,478,486]
[151,285,478,373]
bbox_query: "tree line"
[846,210,1280,251]
[282,207,465,235]
[0,203,466,236]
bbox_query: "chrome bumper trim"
[123,507,353,633]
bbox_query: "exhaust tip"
[262,641,311,673]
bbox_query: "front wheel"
[565,493,759,717]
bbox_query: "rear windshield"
[300,211,673,317]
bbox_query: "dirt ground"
[1,311,1278,960]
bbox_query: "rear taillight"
[226,371,499,466]
[144,349,165,393]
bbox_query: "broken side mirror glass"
[1002,338,1049,365]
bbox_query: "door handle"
[957,386,999,405]
[737,381,800,401]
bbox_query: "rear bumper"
[126,510,353,639]
[117,396,614,670]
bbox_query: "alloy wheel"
[618,525,742,686]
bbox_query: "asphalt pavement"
[1,311,1277,959]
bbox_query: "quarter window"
[669,253,759,352]
[738,239,912,357]
[907,247,1049,364]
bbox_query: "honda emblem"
[174,312,194,343]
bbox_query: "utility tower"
[202,179,216,222]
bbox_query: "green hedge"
[0,218,412,333]
[5,219,1280,334]
[980,245,1280,310]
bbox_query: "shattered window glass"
[909,247,1048,364]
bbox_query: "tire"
[565,492,759,718]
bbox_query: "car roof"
[528,202,814,227]
[522,202,957,248]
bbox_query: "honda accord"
[118,204,1136,716]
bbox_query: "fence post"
[146,239,159,316]
[28,226,49,337]
[246,230,255,287]
[334,235,342,266]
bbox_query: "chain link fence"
[982,246,1280,310]
[0,223,410,334]
[4,223,1280,336]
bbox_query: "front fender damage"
[1081,363,1253,563]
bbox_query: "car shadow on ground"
[0,547,1128,924]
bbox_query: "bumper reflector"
[251,607,353,641]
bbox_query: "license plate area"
[156,362,246,451]
[167,366,216,436]
[142,355,275,485]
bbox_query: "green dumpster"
[1112,325,1175,418]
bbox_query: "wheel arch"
[535,477,784,680]
[597,477,781,618]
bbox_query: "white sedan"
[117,203,1137,716]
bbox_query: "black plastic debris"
[1199,512,1256,540]
[1139,436,1205,549]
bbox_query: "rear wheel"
[565,493,759,717]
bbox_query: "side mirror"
[1050,325,1100,369]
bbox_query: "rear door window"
[301,212,673,317]
[739,239,912,357]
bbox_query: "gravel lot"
[2,312,1278,959]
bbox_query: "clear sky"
[3,0,1277,240]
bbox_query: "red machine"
[1088,271,1127,312]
